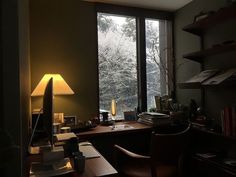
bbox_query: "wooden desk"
[75,121,152,163]
[76,121,152,139]
[82,153,117,177]
[28,145,118,177]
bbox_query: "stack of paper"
[137,112,170,126]
[185,69,219,84]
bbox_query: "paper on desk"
[54,132,77,141]
[30,158,73,177]
[79,145,101,159]
[110,124,134,130]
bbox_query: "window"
[97,9,173,116]
[98,13,137,118]
[146,19,172,110]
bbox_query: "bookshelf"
[179,4,236,132]
[182,5,236,35]
[181,5,236,177]
[180,4,236,177]
[179,5,236,89]
[183,43,236,63]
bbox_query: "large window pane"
[146,19,168,110]
[97,13,137,118]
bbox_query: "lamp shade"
[31,74,74,96]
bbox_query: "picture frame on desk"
[64,116,77,127]
[54,113,64,123]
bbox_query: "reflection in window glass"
[97,13,137,118]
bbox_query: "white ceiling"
[84,0,193,11]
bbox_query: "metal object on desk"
[61,126,71,133]
[53,123,62,134]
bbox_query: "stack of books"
[137,112,171,126]
[221,106,236,136]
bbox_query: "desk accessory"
[72,151,85,173]
[100,112,114,126]
[124,111,136,121]
[53,123,61,134]
[60,126,71,133]
[71,120,97,133]
[54,113,64,124]
[64,115,77,127]
[30,158,73,177]
[62,137,85,173]
[63,137,79,157]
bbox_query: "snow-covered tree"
[98,14,137,116]
[97,13,165,113]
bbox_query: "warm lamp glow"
[31,74,74,96]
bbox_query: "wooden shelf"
[178,82,202,89]
[183,43,236,63]
[192,124,236,141]
[178,81,236,89]
[183,5,236,35]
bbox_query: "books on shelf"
[202,68,236,85]
[179,68,236,88]
[185,69,219,84]
[137,112,171,126]
[221,106,236,136]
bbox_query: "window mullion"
[137,17,147,112]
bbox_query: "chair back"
[150,123,191,165]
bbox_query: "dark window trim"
[137,17,147,112]
[95,3,174,20]
[96,3,174,112]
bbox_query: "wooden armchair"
[113,123,191,177]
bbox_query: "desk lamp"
[30,74,74,151]
[31,73,74,126]
[31,74,74,96]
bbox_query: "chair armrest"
[114,144,150,159]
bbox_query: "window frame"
[96,3,174,112]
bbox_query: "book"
[185,69,219,84]
[202,68,236,85]
[232,106,236,136]
[221,106,235,136]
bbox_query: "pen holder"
[72,152,85,173]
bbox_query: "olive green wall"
[30,0,98,122]
[175,0,236,122]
